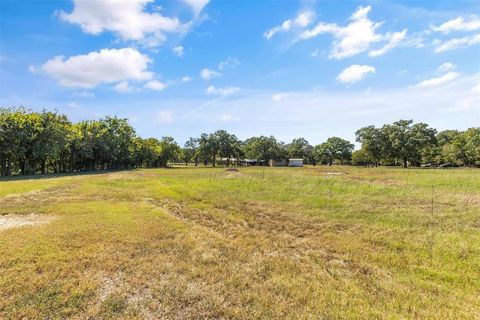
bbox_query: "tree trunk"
[7,157,12,176]
[212,154,216,167]
[403,157,408,168]
[21,159,27,175]
[69,155,74,173]
[41,158,47,174]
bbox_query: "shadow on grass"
[0,169,133,182]
[0,166,213,182]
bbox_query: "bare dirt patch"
[0,214,56,231]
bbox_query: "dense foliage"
[1,108,479,176]
[0,108,180,176]
[354,120,480,168]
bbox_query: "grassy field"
[0,166,479,319]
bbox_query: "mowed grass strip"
[0,166,479,319]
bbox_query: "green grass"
[1,166,479,319]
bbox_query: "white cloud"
[59,0,184,47]
[434,33,480,53]
[299,6,406,59]
[472,83,480,94]
[114,81,135,93]
[74,91,95,98]
[145,80,167,91]
[218,57,240,70]
[369,29,407,57]
[200,68,221,80]
[264,11,315,39]
[181,76,192,82]
[182,0,209,16]
[172,45,184,57]
[337,65,375,83]
[438,62,456,72]
[220,114,240,122]
[299,22,340,40]
[272,93,288,102]
[42,48,153,88]
[415,72,460,88]
[206,85,240,96]
[156,111,174,124]
[431,16,480,34]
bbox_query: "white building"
[288,159,304,167]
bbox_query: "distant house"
[288,159,304,167]
[238,159,266,166]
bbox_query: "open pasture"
[0,166,479,319]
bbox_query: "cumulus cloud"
[430,15,480,53]
[337,65,375,83]
[218,57,240,70]
[264,11,315,39]
[431,16,480,34]
[114,81,135,93]
[200,68,221,80]
[206,85,240,96]
[182,0,209,16]
[145,80,167,91]
[41,48,153,88]
[156,111,174,124]
[299,6,406,59]
[415,72,460,88]
[438,62,456,72]
[181,76,192,82]
[434,33,480,53]
[58,0,185,47]
[172,46,184,57]
[369,29,407,57]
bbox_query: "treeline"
[0,108,180,176]
[354,120,479,168]
[1,108,479,176]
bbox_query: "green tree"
[286,138,312,163]
[459,128,480,166]
[243,135,283,163]
[183,137,199,165]
[351,149,373,166]
[313,137,354,166]
[381,120,436,168]
[355,125,384,166]
[158,136,180,167]
[34,110,71,174]
[214,130,242,165]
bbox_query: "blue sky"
[1,0,479,145]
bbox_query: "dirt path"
[0,214,56,231]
